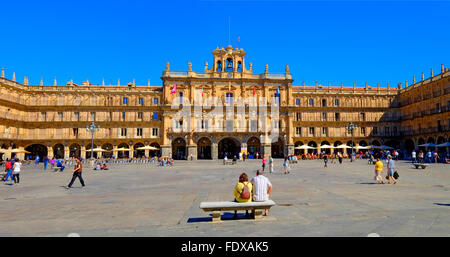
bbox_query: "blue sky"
[0,0,449,87]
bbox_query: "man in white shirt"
[411,150,416,163]
[250,170,273,216]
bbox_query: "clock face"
[227,72,232,78]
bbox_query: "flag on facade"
[170,84,177,94]
[253,86,256,96]
[201,87,204,97]
[276,85,280,97]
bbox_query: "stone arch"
[404,139,415,154]
[69,143,81,158]
[172,137,187,160]
[53,143,65,159]
[307,141,317,154]
[247,136,261,158]
[197,137,212,159]
[150,142,161,157]
[102,143,114,158]
[271,136,285,158]
[294,141,304,155]
[320,141,331,154]
[85,143,99,159]
[218,137,241,159]
[133,142,145,158]
[25,144,48,161]
[117,142,130,158]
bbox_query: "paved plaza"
[0,159,449,237]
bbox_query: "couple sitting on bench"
[233,170,273,218]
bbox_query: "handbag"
[393,171,399,180]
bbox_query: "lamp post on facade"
[86,122,100,160]
[345,122,358,162]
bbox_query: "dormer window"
[226,58,233,72]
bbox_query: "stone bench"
[288,160,297,164]
[199,200,276,222]
[413,163,429,169]
[223,159,236,165]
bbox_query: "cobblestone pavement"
[0,159,449,237]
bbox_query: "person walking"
[12,158,22,184]
[283,157,290,174]
[374,158,384,184]
[250,169,273,216]
[262,156,266,172]
[3,158,13,183]
[43,156,49,171]
[338,151,343,164]
[386,156,397,184]
[243,152,246,162]
[269,156,274,173]
[35,155,40,166]
[323,154,328,168]
[67,157,85,188]
[411,150,417,163]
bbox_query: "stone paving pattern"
[0,159,449,236]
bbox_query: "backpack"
[240,182,250,200]
[5,161,11,169]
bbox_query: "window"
[373,127,378,135]
[296,99,300,106]
[237,61,242,72]
[393,126,398,135]
[152,128,159,136]
[274,94,280,104]
[122,112,126,120]
[335,113,340,121]
[226,93,233,104]
[250,120,258,132]
[58,112,63,119]
[322,99,327,107]
[73,128,78,136]
[309,127,315,135]
[385,126,390,135]
[322,127,327,135]
[296,112,301,121]
[121,128,127,137]
[217,61,222,72]
[154,98,159,105]
[138,112,143,119]
[152,112,159,120]
[137,128,143,136]
[107,97,113,106]
[322,112,327,121]
[309,99,314,106]
[360,112,365,121]
[123,97,128,105]
[90,112,96,120]
[361,127,366,136]
[296,127,302,135]
[74,112,79,120]
[179,92,183,104]
[334,99,339,106]
[41,112,46,120]
[138,97,144,105]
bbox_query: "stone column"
[212,143,218,160]
[317,145,321,155]
[64,147,70,160]
[81,145,87,160]
[241,142,248,156]
[6,147,12,160]
[161,145,171,157]
[145,149,149,158]
[47,146,54,159]
[17,146,25,160]
[263,144,271,158]
[187,145,197,160]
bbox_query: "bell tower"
[211,45,247,73]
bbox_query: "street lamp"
[345,122,358,162]
[86,122,100,160]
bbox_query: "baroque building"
[0,46,449,160]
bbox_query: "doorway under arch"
[271,137,285,158]
[53,144,65,159]
[172,138,186,160]
[197,137,212,159]
[25,144,48,161]
[247,137,261,158]
[218,137,241,159]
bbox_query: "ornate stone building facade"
[0,46,448,160]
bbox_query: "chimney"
[1,68,4,78]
